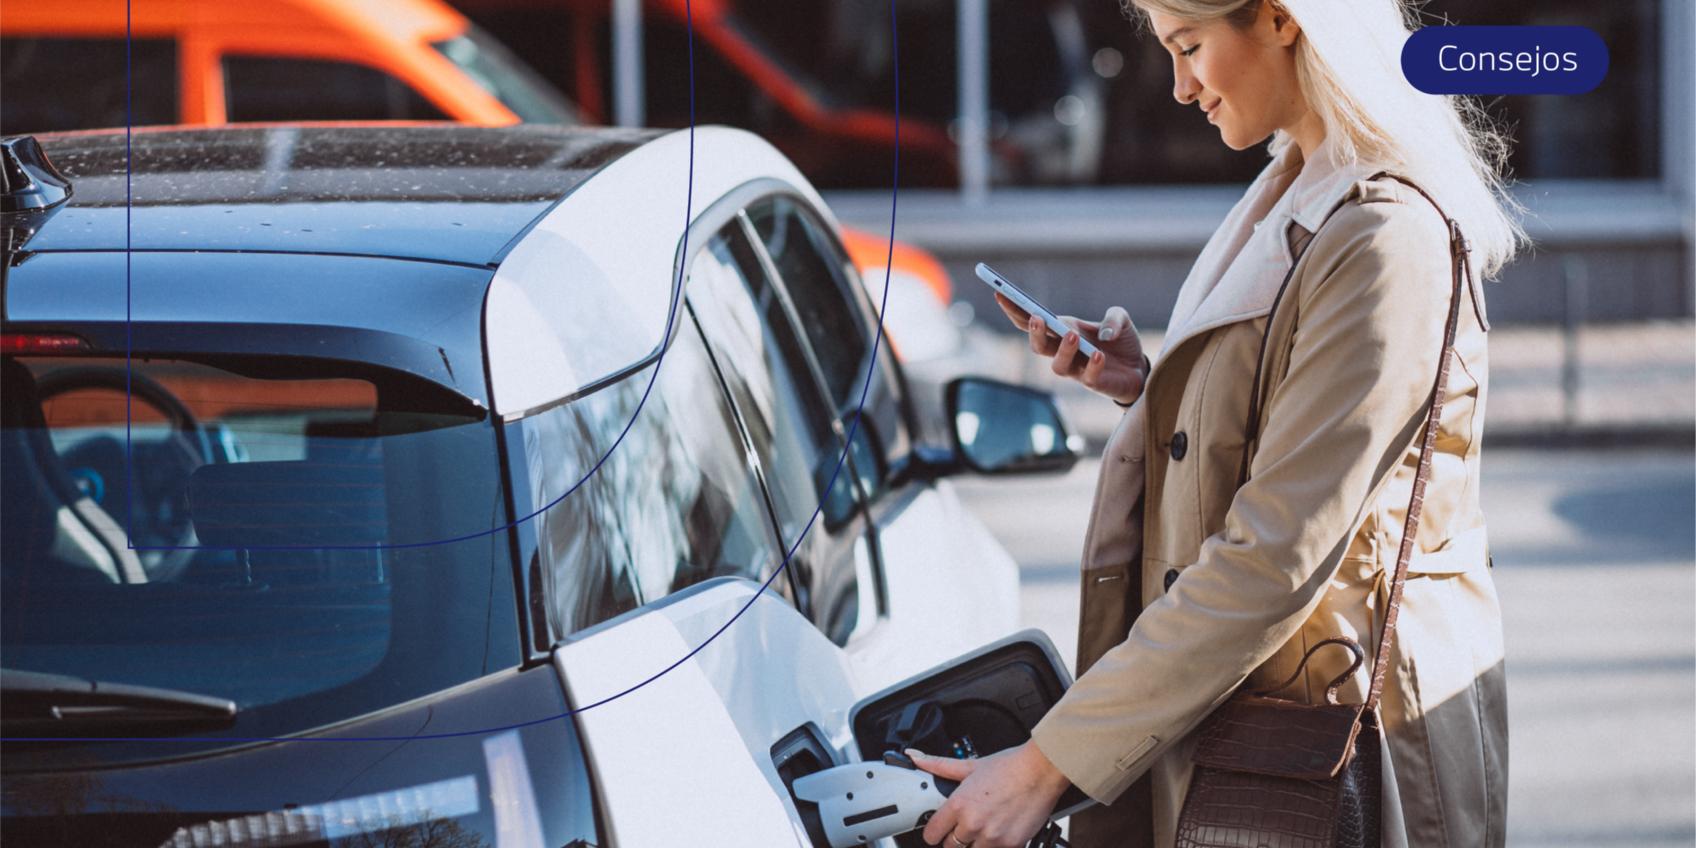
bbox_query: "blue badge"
[1401,26,1608,95]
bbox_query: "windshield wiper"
[1,668,237,735]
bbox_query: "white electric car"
[1,124,1080,846]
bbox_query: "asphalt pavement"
[948,446,1696,846]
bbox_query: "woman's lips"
[1205,101,1222,124]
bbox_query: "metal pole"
[613,0,645,128]
[1561,256,1588,429]
[958,0,990,204]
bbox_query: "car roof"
[22,124,663,266]
[480,125,831,415]
[7,123,834,412]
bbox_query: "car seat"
[0,358,146,585]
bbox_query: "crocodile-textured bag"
[1173,175,1472,848]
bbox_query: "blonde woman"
[906,1,1520,846]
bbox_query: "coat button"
[1169,431,1188,461]
[1163,568,1180,592]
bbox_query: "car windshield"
[0,353,513,749]
[432,27,578,124]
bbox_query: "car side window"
[747,198,869,408]
[0,37,178,133]
[688,220,874,645]
[519,316,781,640]
[745,196,910,501]
[687,222,859,540]
[223,56,449,122]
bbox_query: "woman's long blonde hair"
[1130,0,1526,278]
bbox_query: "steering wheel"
[34,366,211,583]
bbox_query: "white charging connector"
[790,752,958,847]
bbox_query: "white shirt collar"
[1281,134,1379,235]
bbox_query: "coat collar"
[1156,135,1379,363]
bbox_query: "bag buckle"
[1448,219,1471,254]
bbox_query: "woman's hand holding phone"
[994,292,1148,407]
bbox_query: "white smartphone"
[974,263,1100,358]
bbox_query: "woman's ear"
[1265,0,1302,47]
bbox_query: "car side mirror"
[946,377,1079,475]
[812,453,861,532]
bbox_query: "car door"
[503,308,866,845]
[471,127,908,846]
[738,195,1023,682]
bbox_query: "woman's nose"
[1172,65,1200,105]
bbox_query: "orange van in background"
[0,0,576,133]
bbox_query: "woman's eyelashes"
[1180,44,1199,57]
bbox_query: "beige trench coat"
[1028,137,1508,848]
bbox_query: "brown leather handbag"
[1173,175,1473,848]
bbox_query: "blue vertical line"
[125,0,135,550]
[887,0,900,292]
[845,0,901,455]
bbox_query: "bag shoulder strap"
[1361,174,1471,710]
[1233,172,1473,712]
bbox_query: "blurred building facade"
[823,0,1695,330]
[459,0,1692,328]
[3,0,1689,327]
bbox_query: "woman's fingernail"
[904,748,924,760]
[1100,327,1115,341]
[1093,352,1104,364]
